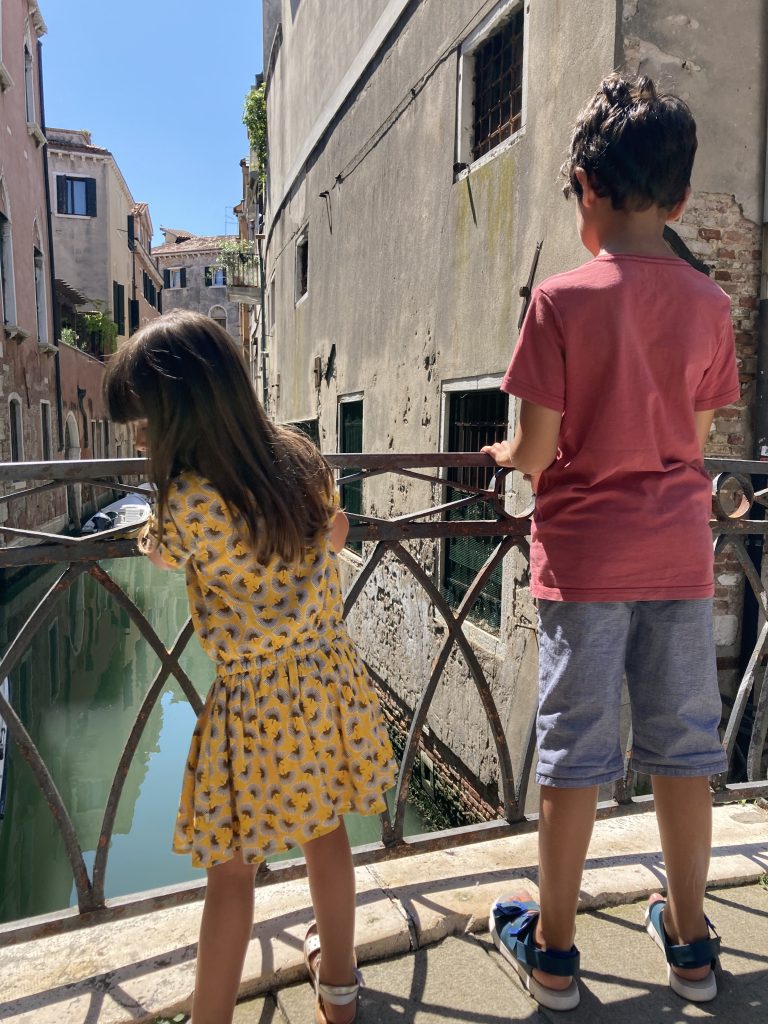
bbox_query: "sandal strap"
[648,901,721,969]
[318,969,363,1007]
[493,900,580,978]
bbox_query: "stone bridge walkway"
[2,803,767,1023]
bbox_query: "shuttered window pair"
[56,176,97,217]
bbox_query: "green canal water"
[0,557,423,925]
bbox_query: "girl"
[105,310,396,1024]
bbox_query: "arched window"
[33,221,48,342]
[8,394,23,461]
[0,179,17,327]
[209,305,227,331]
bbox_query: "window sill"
[27,121,46,147]
[454,124,526,183]
[4,324,30,342]
[295,292,308,309]
[37,340,57,355]
[0,62,13,90]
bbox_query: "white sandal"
[303,922,363,1024]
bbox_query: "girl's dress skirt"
[173,629,397,868]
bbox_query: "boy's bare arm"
[694,410,715,454]
[482,400,561,475]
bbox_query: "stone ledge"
[0,802,765,1024]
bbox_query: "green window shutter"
[180,268,187,288]
[163,268,170,288]
[127,215,135,250]
[205,266,212,286]
[157,288,163,313]
[56,176,68,214]
[85,179,97,217]
[129,299,139,334]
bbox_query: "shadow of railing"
[0,454,766,946]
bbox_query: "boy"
[482,75,739,1011]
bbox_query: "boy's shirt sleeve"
[694,312,740,411]
[501,287,565,413]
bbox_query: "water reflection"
[0,557,422,924]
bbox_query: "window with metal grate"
[442,389,509,631]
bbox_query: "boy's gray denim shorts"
[536,598,728,788]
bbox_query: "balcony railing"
[0,454,766,947]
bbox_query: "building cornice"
[28,1,47,37]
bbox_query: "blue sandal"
[489,899,580,1011]
[645,899,719,1002]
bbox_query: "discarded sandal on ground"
[304,922,363,1024]
[489,898,580,1011]
[645,898,720,1002]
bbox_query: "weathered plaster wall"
[266,0,619,791]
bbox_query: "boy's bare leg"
[191,853,256,1024]
[651,775,713,983]
[304,821,357,1024]
[533,784,599,989]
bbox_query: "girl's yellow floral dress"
[145,470,397,869]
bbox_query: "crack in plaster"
[624,35,701,74]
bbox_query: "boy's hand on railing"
[481,441,515,468]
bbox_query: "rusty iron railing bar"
[341,540,393,620]
[391,493,490,525]
[92,619,198,903]
[0,456,148,482]
[747,660,768,781]
[711,521,768,534]
[0,537,137,569]
[0,525,83,544]
[387,537,518,838]
[714,535,768,619]
[0,563,101,912]
[2,453,755,483]
[346,519,530,543]
[0,479,61,506]
[87,564,203,716]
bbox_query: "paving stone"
[277,934,540,1024]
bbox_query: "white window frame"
[0,1,13,90]
[9,393,24,461]
[295,229,308,305]
[455,0,528,176]
[40,400,52,460]
[33,243,48,342]
[0,197,18,328]
[167,267,183,289]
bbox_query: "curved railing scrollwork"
[0,454,766,946]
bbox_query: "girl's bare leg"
[191,853,256,1024]
[303,821,357,1024]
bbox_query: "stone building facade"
[153,230,246,350]
[261,0,768,811]
[0,0,61,533]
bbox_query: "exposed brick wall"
[674,193,762,458]
[370,665,502,828]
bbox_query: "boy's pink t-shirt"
[502,253,740,602]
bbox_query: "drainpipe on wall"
[755,92,768,460]
[37,39,64,453]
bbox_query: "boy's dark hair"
[562,74,697,212]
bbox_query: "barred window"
[471,10,524,161]
[456,1,525,169]
[442,389,508,631]
[339,398,363,555]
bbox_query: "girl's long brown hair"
[104,310,335,562]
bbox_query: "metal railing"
[0,454,766,946]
